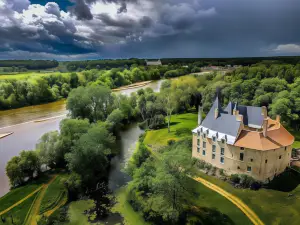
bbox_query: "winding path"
[193,177,265,225]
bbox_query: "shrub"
[219,169,225,176]
[230,174,240,184]
[175,128,191,136]
[239,174,255,188]
[167,139,176,145]
[138,120,148,130]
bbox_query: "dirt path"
[24,175,58,225]
[0,186,43,216]
[193,177,264,225]
[43,192,67,217]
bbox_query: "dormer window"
[213,136,216,142]
[203,133,206,138]
[221,139,225,144]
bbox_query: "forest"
[0,60,59,70]
[0,65,197,110]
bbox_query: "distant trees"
[0,60,58,70]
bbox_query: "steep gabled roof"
[201,98,241,138]
[224,102,264,128]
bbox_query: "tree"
[65,123,115,187]
[158,89,178,133]
[19,151,41,180]
[37,131,61,169]
[6,156,25,187]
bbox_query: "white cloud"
[273,44,300,53]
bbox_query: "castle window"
[197,147,200,153]
[203,133,206,138]
[221,148,225,156]
[212,153,216,159]
[197,131,200,136]
[247,166,252,172]
[237,166,240,169]
[279,155,282,159]
[202,149,206,156]
[250,158,253,162]
[213,136,216,142]
[197,138,200,146]
[240,153,244,161]
[285,147,287,151]
[221,139,225,144]
[240,147,244,150]
[203,142,206,149]
[265,159,268,163]
[212,145,216,152]
[220,157,225,164]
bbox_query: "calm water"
[0,80,163,197]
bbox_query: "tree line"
[0,65,197,110]
[0,60,58,70]
[200,63,300,130]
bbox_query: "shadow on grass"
[265,169,300,192]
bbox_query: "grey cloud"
[70,0,93,20]
[45,2,61,17]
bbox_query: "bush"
[138,120,148,130]
[175,128,191,136]
[239,174,255,188]
[167,139,176,145]
[230,174,240,184]
[219,169,225,176]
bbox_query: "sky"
[0,0,299,60]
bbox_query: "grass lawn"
[40,174,68,214]
[195,171,300,225]
[0,175,49,212]
[187,177,252,225]
[0,193,38,225]
[0,72,70,80]
[67,200,96,225]
[112,187,150,225]
[144,112,198,147]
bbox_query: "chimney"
[198,105,202,125]
[214,108,219,119]
[263,119,268,137]
[276,115,281,123]
[233,102,238,115]
[261,106,267,119]
[236,114,243,122]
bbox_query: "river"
[0,80,163,197]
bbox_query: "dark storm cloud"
[0,0,300,59]
[70,0,137,20]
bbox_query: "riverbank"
[112,80,153,92]
[0,132,13,139]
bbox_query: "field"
[0,193,38,225]
[67,200,95,225]
[0,175,48,212]
[0,72,70,80]
[144,112,198,147]
[0,173,68,225]
[40,174,67,214]
[112,187,150,225]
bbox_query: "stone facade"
[192,129,293,182]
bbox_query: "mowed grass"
[67,200,96,225]
[112,187,150,225]
[40,174,68,214]
[187,177,252,225]
[0,192,38,225]
[195,171,300,225]
[0,72,71,80]
[0,175,49,212]
[144,112,198,147]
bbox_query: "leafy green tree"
[6,156,25,187]
[65,123,115,187]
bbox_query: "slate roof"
[201,97,241,138]
[224,103,264,127]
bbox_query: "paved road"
[193,177,264,225]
